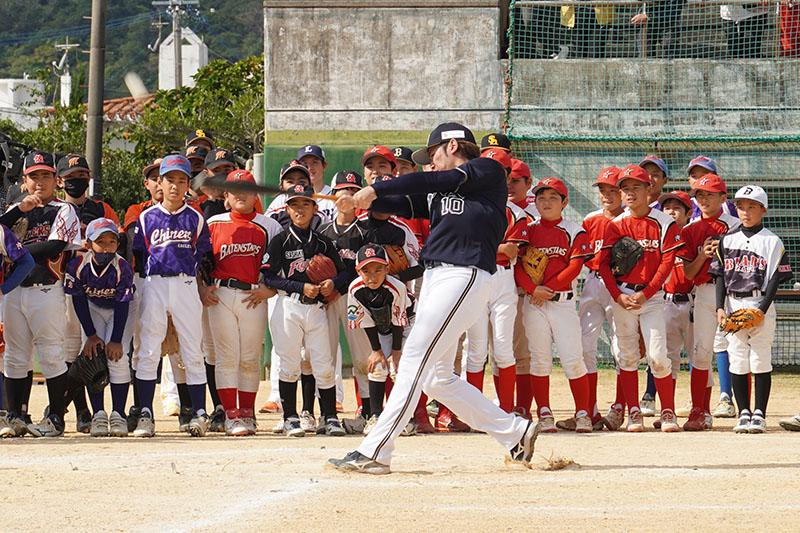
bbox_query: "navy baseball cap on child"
[56,154,90,177]
[392,147,415,164]
[182,145,209,162]
[86,217,119,241]
[280,160,311,181]
[205,148,236,170]
[23,151,56,174]
[356,243,389,270]
[412,123,476,166]
[480,133,511,152]
[332,170,364,190]
[298,145,326,162]
[285,183,316,203]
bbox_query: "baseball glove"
[384,244,409,276]
[306,254,338,284]
[161,315,180,357]
[69,347,110,394]
[11,217,28,241]
[520,246,548,287]
[610,236,644,277]
[720,308,764,334]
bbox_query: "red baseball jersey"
[663,257,693,295]
[512,196,540,221]
[498,201,531,267]
[403,217,430,248]
[582,208,618,271]
[207,210,282,285]
[602,208,683,287]
[526,217,591,291]
[677,209,740,285]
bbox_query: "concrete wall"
[264,1,506,130]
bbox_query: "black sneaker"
[507,420,539,468]
[328,451,390,475]
[325,417,345,437]
[127,406,142,433]
[76,409,92,434]
[209,406,225,433]
[178,406,193,432]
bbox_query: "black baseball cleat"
[328,451,390,475]
[127,406,142,434]
[507,420,540,468]
[28,413,65,438]
[209,406,225,433]
[178,406,193,433]
[76,409,92,434]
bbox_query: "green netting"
[506,0,800,366]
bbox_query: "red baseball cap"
[510,158,531,180]
[361,145,397,168]
[532,177,568,199]
[481,148,512,169]
[593,166,621,187]
[689,173,726,196]
[658,190,692,211]
[617,165,652,187]
[227,169,256,184]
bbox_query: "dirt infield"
[2,368,799,532]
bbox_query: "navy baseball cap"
[23,151,56,174]
[331,170,363,190]
[412,122,476,166]
[205,148,236,170]
[185,129,214,148]
[480,133,511,152]
[298,145,326,162]
[392,146,415,165]
[373,174,395,184]
[182,144,209,162]
[285,183,316,204]
[687,156,717,175]
[56,154,90,177]
[159,154,191,178]
[639,155,668,176]
[86,217,119,242]
[280,160,311,181]
[356,243,389,270]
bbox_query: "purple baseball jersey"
[0,223,31,264]
[133,203,212,276]
[64,253,135,308]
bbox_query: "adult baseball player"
[329,123,537,474]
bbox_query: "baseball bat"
[196,174,338,202]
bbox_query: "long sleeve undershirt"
[714,224,781,312]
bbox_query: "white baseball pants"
[578,271,617,373]
[463,265,517,373]
[207,286,267,393]
[327,294,371,398]
[134,275,205,384]
[522,294,587,379]
[357,266,529,465]
[4,284,67,379]
[202,307,216,366]
[664,296,693,379]
[612,290,671,378]
[64,293,83,363]
[726,296,776,375]
[85,301,134,384]
[691,282,719,371]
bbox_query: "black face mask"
[93,252,115,267]
[64,179,90,198]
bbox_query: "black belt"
[665,293,691,303]
[424,260,455,269]
[216,278,255,290]
[732,290,761,298]
[551,292,574,302]
[619,282,647,292]
[20,280,57,288]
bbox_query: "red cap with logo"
[617,165,652,186]
[532,177,568,199]
[658,190,692,211]
[593,166,621,187]
[226,169,256,184]
[510,158,531,180]
[481,148,512,169]
[689,173,726,196]
[361,145,397,168]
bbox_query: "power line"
[0,12,158,48]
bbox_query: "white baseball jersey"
[347,274,411,331]
[266,185,337,224]
[710,226,792,293]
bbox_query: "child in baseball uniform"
[579,166,623,431]
[362,145,397,186]
[462,149,525,414]
[318,171,377,433]
[132,154,214,438]
[515,178,593,433]
[1,151,82,438]
[598,165,684,433]
[64,218,135,437]
[262,184,350,437]
[297,144,337,222]
[678,174,740,431]
[348,244,416,435]
[709,185,792,434]
[204,170,281,436]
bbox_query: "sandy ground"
[2,368,800,533]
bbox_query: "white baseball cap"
[734,185,768,209]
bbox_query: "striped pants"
[357,266,529,466]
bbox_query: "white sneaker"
[109,411,128,437]
[299,410,316,432]
[733,413,751,433]
[133,409,155,437]
[713,396,736,418]
[779,413,800,432]
[575,414,592,433]
[659,409,680,432]
[284,417,305,437]
[748,414,766,434]
[704,412,713,428]
[538,415,557,433]
[627,408,644,432]
[363,415,379,435]
[640,397,656,417]
[271,419,285,434]
[675,400,693,418]
[90,410,109,437]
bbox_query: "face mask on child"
[64,179,90,198]
[93,252,115,267]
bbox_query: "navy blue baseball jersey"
[64,253,135,308]
[370,157,507,273]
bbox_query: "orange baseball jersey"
[207,210,282,285]
[124,200,156,231]
[582,208,618,271]
[601,208,683,299]
[403,217,430,248]
[525,217,591,291]
[664,257,693,295]
[676,209,740,285]
[498,201,530,267]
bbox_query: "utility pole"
[85,0,106,199]
[53,37,80,107]
[153,0,199,89]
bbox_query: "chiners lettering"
[150,228,192,246]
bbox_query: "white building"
[0,77,45,130]
[158,26,209,90]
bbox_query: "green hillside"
[0,0,263,101]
